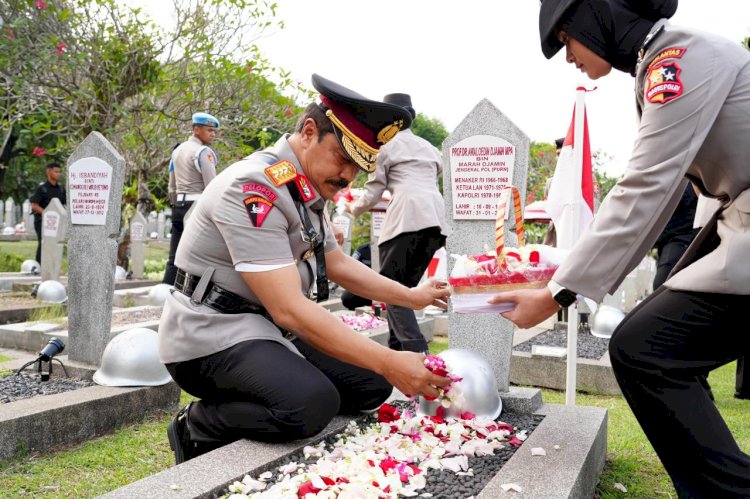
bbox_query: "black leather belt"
[174,268,268,315]
[174,268,297,341]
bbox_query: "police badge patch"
[645,61,684,104]
[243,196,274,227]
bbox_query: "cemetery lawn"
[0,359,746,497]
[0,240,170,274]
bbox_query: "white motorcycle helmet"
[37,280,67,303]
[93,328,172,387]
[418,348,502,419]
[147,283,172,306]
[591,305,626,339]
[20,259,40,275]
[114,265,128,280]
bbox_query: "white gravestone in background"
[41,198,68,282]
[129,212,147,279]
[22,199,32,232]
[369,210,386,273]
[4,197,15,228]
[157,211,166,239]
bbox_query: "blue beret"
[192,112,219,128]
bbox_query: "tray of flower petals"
[449,186,566,314]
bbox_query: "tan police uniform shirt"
[553,19,750,302]
[168,136,218,199]
[158,135,337,364]
[350,129,449,245]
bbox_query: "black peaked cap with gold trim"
[312,74,412,173]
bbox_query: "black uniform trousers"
[165,338,392,445]
[377,227,446,353]
[609,286,750,497]
[33,216,42,265]
[162,201,193,285]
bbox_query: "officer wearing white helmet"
[163,112,221,285]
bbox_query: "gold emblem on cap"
[341,134,377,173]
[376,120,403,145]
[264,160,297,186]
[326,109,378,172]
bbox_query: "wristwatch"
[547,281,578,308]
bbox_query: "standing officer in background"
[347,93,448,354]
[492,1,750,495]
[159,74,451,464]
[162,112,220,285]
[30,162,66,266]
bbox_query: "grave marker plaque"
[69,157,112,225]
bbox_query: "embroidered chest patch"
[243,196,274,227]
[645,61,684,104]
[264,160,297,186]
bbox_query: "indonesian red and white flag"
[545,87,595,250]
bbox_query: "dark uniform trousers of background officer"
[340,242,373,311]
[378,227,445,353]
[30,181,66,265]
[162,199,192,286]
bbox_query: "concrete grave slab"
[100,397,605,499]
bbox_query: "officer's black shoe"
[734,392,750,400]
[167,402,197,465]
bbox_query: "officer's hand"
[332,225,344,246]
[409,278,450,311]
[382,351,450,399]
[488,287,560,329]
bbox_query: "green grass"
[0,351,746,497]
[0,355,12,377]
[0,240,170,276]
[25,304,67,323]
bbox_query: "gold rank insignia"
[264,160,298,186]
[376,120,404,145]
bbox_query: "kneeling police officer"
[159,74,451,464]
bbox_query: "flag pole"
[565,87,586,406]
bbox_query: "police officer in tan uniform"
[162,112,220,285]
[159,74,451,464]
[348,93,448,354]
[492,1,750,496]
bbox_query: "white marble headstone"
[443,99,530,393]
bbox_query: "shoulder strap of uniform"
[286,182,328,302]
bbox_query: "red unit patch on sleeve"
[243,196,274,227]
